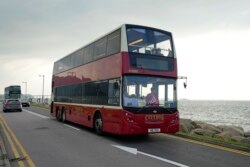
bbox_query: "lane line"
[64,124,80,131]
[138,151,189,167]
[113,145,189,167]
[162,134,250,157]
[24,109,80,131]
[0,116,25,167]
[23,109,50,119]
[1,115,37,167]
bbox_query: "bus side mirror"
[184,82,187,89]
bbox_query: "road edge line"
[0,133,11,167]
[0,116,36,167]
[23,109,49,119]
[0,116,25,167]
[162,134,250,157]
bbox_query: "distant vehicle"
[51,24,179,135]
[4,85,21,99]
[3,99,22,112]
[20,98,30,107]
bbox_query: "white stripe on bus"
[53,102,122,109]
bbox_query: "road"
[0,105,249,167]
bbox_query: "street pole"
[39,75,45,103]
[22,82,27,98]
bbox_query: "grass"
[177,131,250,150]
[30,103,50,110]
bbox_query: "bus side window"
[108,79,120,106]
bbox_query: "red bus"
[51,24,179,135]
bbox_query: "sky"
[0,0,250,100]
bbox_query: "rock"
[217,125,244,136]
[193,121,208,129]
[203,124,222,134]
[190,121,199,129]
[180,119,195,133]
[244,131,250,137]
[231,136,246,142]
[191,128,216,137]
[241,137,250,144]
[191,128,205,135]
[214,132,232,141]
[233,137,250,144]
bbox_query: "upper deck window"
[107,29,121,55]
[127,27,173,57]
[53,28,121,75]
[94,37,107,59]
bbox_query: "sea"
[178,100,250,132]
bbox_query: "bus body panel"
[52,102,179,135]
[53,53,122,87]
[120,110,179,135]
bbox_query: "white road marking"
[112,145,189,167]
[23,109,80,131]
[64,124,80,131]
[23,109,50,119]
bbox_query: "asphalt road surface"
[0,105,249,167]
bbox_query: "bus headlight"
[125,112,134,123]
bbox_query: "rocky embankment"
[180,119,250,144]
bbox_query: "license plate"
[148,128,161,133]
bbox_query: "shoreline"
[180,116,250,132]
[178,100,250,132]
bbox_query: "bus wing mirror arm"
[178,76,187,89]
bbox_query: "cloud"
[177,29,250,100]
[0,0,250,100]
[0,55,53,95]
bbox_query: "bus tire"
[61,109,66,123]
[56,107,61,121]
[94,112,103,135]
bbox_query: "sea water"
[178,100,250,132]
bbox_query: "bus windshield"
[123,75,177,108]
[5,86,21,99]
[127,27,173,57]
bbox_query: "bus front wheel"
[94,113,103,135]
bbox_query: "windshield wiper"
[136,105,149,113]
[161,106,176,113]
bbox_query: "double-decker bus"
[4,85,21,99]
[51,24,179,135]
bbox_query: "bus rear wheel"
[94,113,103,135]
